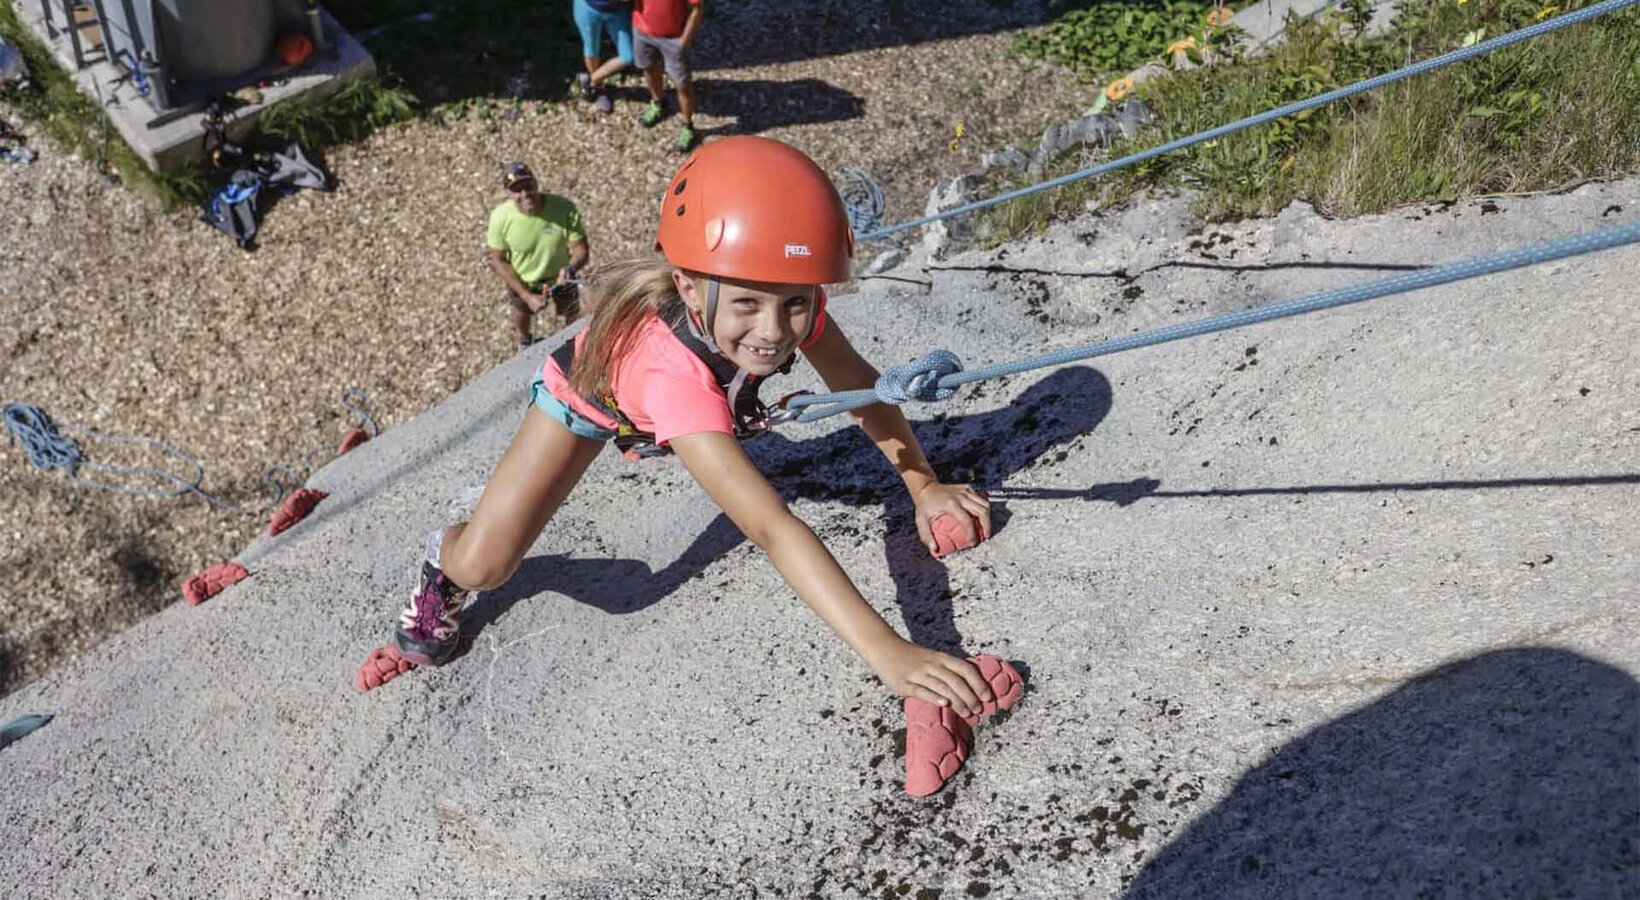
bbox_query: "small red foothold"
[181,562,249,606]
[354,643,417,692]
[268,488,328,536]
[335,427,370,457]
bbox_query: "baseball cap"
[503,162,537,191]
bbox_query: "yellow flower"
[1166,36,1199,56]
[1207,7,1236,26]
[1104,76,1136,102]
[1457,0,1468,5]
[1535,5,1560,19]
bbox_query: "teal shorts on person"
[531,377,618,441]
[573,0,635,64]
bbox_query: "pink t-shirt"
[632,0,702,38]
[542,292,829,447]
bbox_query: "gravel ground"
[0,7,1084,695]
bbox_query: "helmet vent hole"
[673,179,688,196]
[675,204,686,217]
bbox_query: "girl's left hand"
[911,482,991,556]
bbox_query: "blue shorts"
[531,377,618,442]
[572,0,635,64]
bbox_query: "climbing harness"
[201,171,264,248]
[550,297,804,458]
[786,220,1640,422]
[859,0,1638,242]
[3,390,381,515]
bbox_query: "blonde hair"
[568,257,682,398]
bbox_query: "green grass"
[256,76,417,148]
[988,0,1640,241]
[1015,0,1219,81]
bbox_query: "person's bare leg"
[644,63,665,104]
[582,55,601,77]
[507,294,534,346]
[677,78,696,127]
[441,406,606,591]
[591,56,627,87]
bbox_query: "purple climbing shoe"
[393,529,471,666]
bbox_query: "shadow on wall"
[693,0,1059,71]
[689,77,865,136]
[990,474,1640,506]
[1123,647,1640,900]
[331,0,1057,106]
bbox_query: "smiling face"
[673,270,819,375]
[510,182,542,215]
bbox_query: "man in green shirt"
[487,162,591,349]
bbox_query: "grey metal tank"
[152,0,275,81]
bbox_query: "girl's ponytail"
[568,258,678,399]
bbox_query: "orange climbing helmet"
[655,136,854,285]
[275,32,314,67]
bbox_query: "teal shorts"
[530,377,618,441]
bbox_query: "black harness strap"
[550,297,791,458]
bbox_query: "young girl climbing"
[356,136,1007,731]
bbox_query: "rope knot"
[875,350,964,405]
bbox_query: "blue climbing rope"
[859,0,1638,241]
[786,220,1640,422]
[3,390,380,514]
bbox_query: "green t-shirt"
[486,195,585,286]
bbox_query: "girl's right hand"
[871,640,995,719]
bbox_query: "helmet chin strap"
[683,276,724,356]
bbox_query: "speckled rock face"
[0,102,1634,897]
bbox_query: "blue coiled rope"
[859,0,1638,241]
[786,220,1640,422]
[3,390,381,514]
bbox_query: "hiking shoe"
[393,529,471,667]
[575,71,595,101]
[640,99,664,127]
[593,90,613,114]
[674,124,697,153]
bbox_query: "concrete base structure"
[16,4,374,172]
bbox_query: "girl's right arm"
[670,430,995,717]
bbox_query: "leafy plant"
[989,0,1640,240]
[1017,0,1218,79]
[257,77,417,148]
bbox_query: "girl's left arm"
[800,318,991,554]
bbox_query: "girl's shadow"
[459,367,1113,656]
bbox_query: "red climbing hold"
[268,487,328,536]
[930,512,986,559]
[902,654,1024,797]
[354,642,417,692]
[966,654,1025,721]
[904,697,972,797]
[181,562,249,606]
[335,427,370,457]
